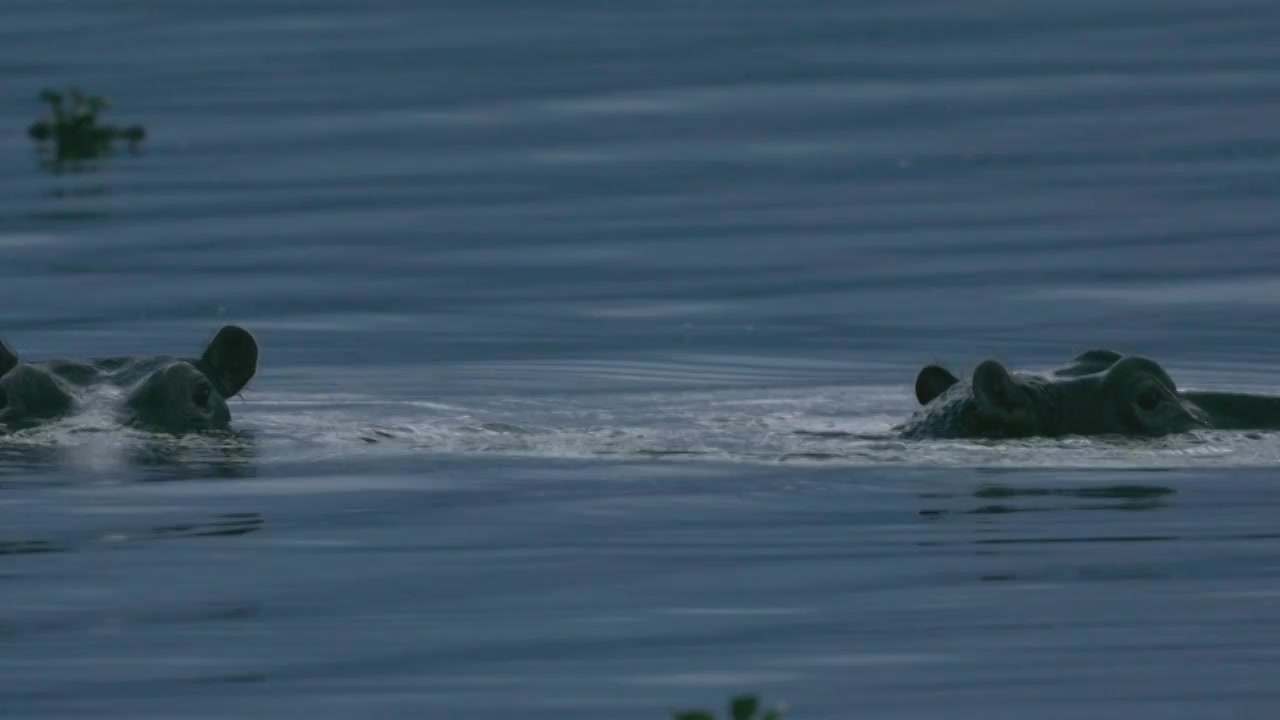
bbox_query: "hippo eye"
[192,382,212,409]
[1137,386,1163,412]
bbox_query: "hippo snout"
[125,362,232,433]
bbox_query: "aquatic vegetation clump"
[27,87,146,170]
[674,694,785,720]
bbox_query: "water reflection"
[0,429,258,482]
[918,483,1176,519]
[46,185,110,199]
[0,513,264,561]
[0,540,63,556]
[126,431,259,481]
[147,512,264,539]
[0,443,63,481]
[0,597,263,643]
[920,480,1280,555]
[973,484,1176,500]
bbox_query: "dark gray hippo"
[898,349,1280,439]
[0,325,257,435]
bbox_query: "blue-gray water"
[3,2,1280,718]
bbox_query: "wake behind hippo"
[0,325,257,435]
[898,349,1280,439]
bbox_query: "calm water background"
[3,1,1280,718]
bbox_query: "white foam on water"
[6,354,1280,476]
[37,386,1280,472]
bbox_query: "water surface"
[3,1,1280,717]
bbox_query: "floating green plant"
[674,694,785,720]
[27,87,146,171]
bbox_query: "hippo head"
[0,325,258,435]
[124,326,258,433]
[904,350,1208,439]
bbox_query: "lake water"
[3,1,1280,718]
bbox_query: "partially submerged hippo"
[0,326,257,435]
[899,349,1280,439]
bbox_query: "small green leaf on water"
[674,693,783,720]
[730,695,759,720]
[28,85,147,171]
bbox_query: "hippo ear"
[0,338,17,377]
[1074,349,1123,365]
[972,359,1025,413]
[1055,349,1123,377]
[198,325,258,396]
[915,365,958,405]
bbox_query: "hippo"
[898,349,1280,439]
[0,326,257,435]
